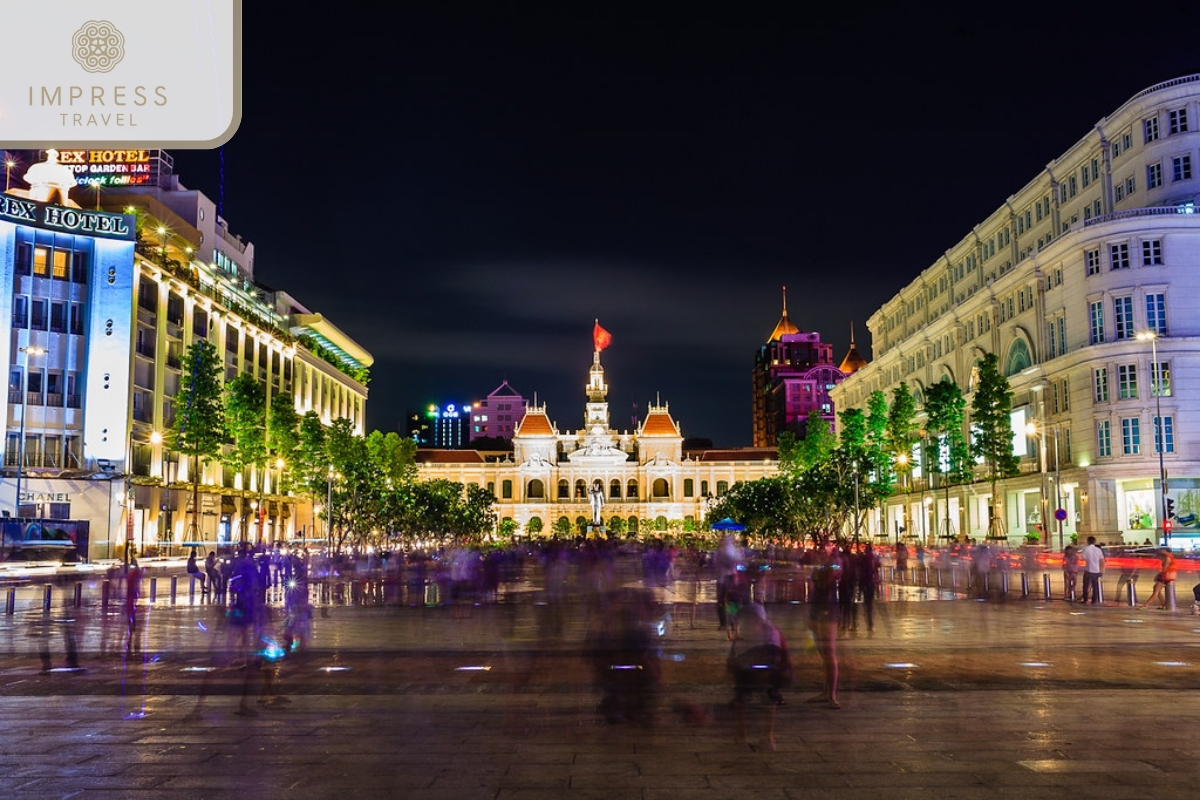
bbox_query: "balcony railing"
[66,394,80,409]
[135,341,156,359]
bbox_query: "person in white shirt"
[1079,536,1106,604]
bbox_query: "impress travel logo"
[1,1,241,148]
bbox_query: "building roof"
[488,379,522,398]
[838,322,868,374]
[639,406,681,437]
[766,286,800,342]
[699,447,778,462]
[515,408,555,436]
[414,449,485,464]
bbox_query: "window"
[1113,296,1134,340]
[1148,162,1162,189]
[1123,131,1133,153]
[1097,420,1112,458]
[1152,361,1172,397]
[1172,155,1192,181]
[1145,116,1160,142]
[32,246,49,277]
[1142,240,1163,266]
[1125,176,1136,197]
[1117,364,1138,399]
[627,479,638,499]
[1154,415,1175,454]
[1115,182,1125,202]
[1094,368,1109,402]
[1121,417,1141,455]
[1169,107,1189,135]
[1146,293,1167,334]
[12,296,27,328]
[1086,249,1101,275]
[716,480,730,496]
[683,478,694,497]
[501,480,512,500]
[1060,377,1070,411]
[1089,301,1105,344]
[557,479,568,499]
[1110,243,1129,269]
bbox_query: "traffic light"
[1166,498,1177,520]
[1165,519,1174,532]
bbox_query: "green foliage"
[924,377,972,485]
[970,352,1019,535]
[969,352,1020,485]
[886,382,919,483]
[294,411,329,500]
[172,340,225,464]
[268,394,301,493]
[607,516,627,536]
[525,516,544,536]
[553,516,573,537]
[498,517,518,540]
[223,373,267,480]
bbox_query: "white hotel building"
[1,150,369,560]
[830,75,1200,548]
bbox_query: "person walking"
[807,545,842,709]
[124,559,144,654]
[1079,536,1105,604]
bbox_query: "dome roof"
[839,322,868,374]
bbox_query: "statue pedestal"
[586,524,607,539]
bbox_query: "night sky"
[171,6,1200,447]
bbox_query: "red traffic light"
[1164,520,1174,531]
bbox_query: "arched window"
[1005,339,1032,376]
[609,478,621,499]
[526,479,544,499]
[526,516,543,536]
[655,515,668,531]
[701,480,709,496]
[486,481,495,497]
[575,516,588,533]
[557,479,569,499]
[502,480,513,499]
[574,479,587,499]
[628,516,639,533]
[608,516,623,531]
[627,479,638,499]
[683,478,694,497]
[716,480,729,496]
[652,478,669,498]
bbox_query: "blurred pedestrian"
[728,602,790,750]
[807,545,841,708]
[124,559,144,654]
[857,544,882,633]
[1062,544,1079,602]
[714,535,744,631]
[1142,548,1177,610]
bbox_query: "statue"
[589,479,605,527]
[22,150,79,207]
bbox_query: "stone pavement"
[2,589,1200,798]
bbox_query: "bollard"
[42,584,52,614]
[1095,581,1103,605]
[189,575,197,601]
[1043,573,1052,601]
[1166,581,1176,611]
[1127,578,1138,607]
[102,579,111,612]
[1000,571,1009,596]
[1021,572,1030,597]
[149,576,157,603]
[74,582,83,608]
[936,568,943,588]
[170,576,178,605]
[910,567,918,586]
[5,587,14,615]
[950,567,959,590]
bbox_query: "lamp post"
[1026,420,1064,550]
[1137,331,1169,548]
[5,157,16,191]
[896,451,909,544]
[150,430,166,548]
[13,345,46,518]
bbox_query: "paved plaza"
[1,569,1199,798]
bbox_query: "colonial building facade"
[2,149,370,559]
[830,75,1200,548]
[418,347,778,535]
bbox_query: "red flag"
[593,320,612,352]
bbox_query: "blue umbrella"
[711,517,746,532]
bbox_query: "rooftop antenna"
[782,285,788,316]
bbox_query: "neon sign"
[56,149,157,188]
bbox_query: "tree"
[526,516,544,537]
[779,411,836,474]
[924,377,971,541]
[886,382,919,485]
[607,516,627,537]
[268,393,301,493]
[171,340,225,541]
[970,353,1019,538]
[294,411,329,500]
[552,516,573,538]
[224,374,266,541]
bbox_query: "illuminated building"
[751,288,847,447]
[417,346,778,536]
[830,75,1200,547]
[1,149,370,558]
[469,379,527,442]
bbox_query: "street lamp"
[13,346,46,518]
[5,157,16,191]
[1137,330,1169,547]
[896,451,909,543]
